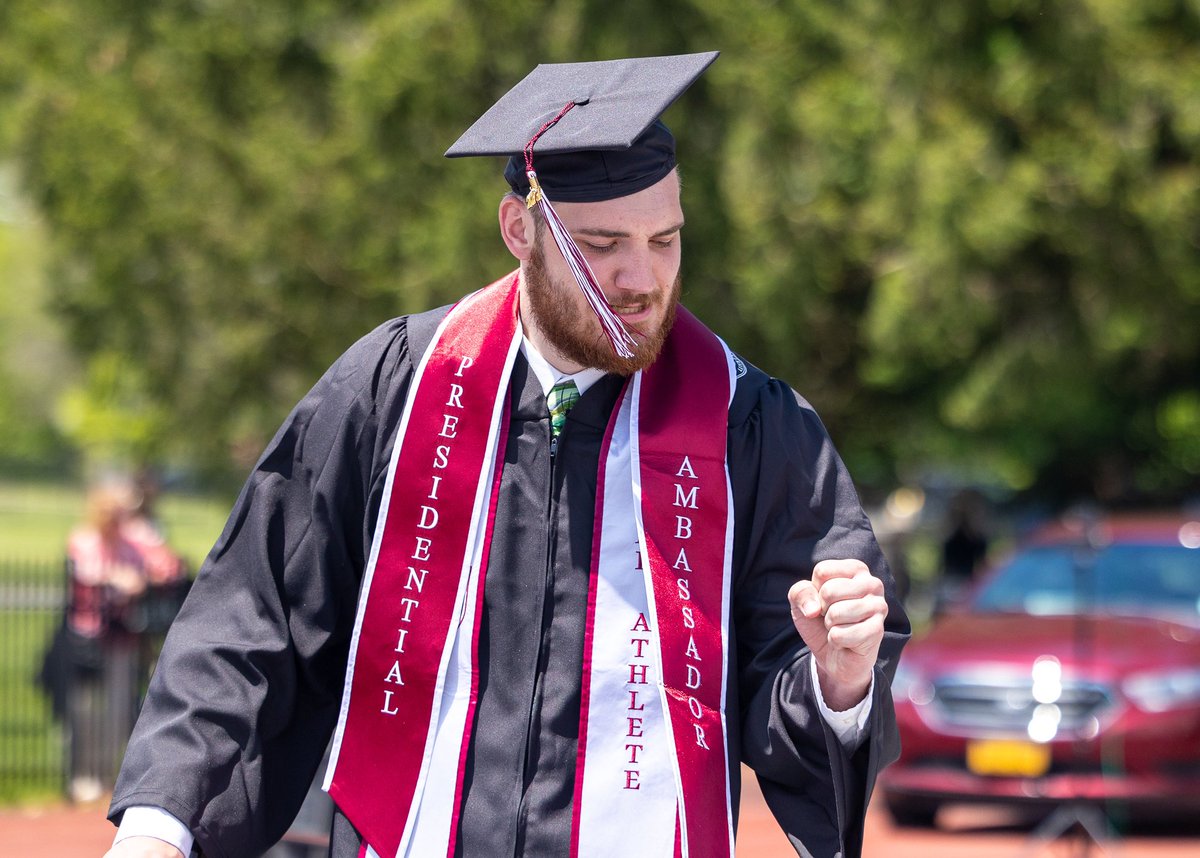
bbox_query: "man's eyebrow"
[574,221,686,240]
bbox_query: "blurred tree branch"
[0,0,1196,503]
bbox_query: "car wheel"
[884,794,939,828]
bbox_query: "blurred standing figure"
[122,469,187,587]
[935,489,990,614]
[64,479,184,802]
[122,469,165,544]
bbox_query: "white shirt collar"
[520,336,607,396]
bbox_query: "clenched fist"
[789,559,888,712]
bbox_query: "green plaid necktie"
[547,380,581,438]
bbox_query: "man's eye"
[652,238,676,249]
[583,241,616,253]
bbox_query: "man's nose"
[612,247,657,294]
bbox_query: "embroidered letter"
[688,696,703,720]
[629,664,649,684]
[394,627,409,654]
[676,456,697,479]
[631,637,650,658]
[625,770,641,790]
[399,597,420,622]
[626,743,643,764]
[676,577,691,601]
[417,505,439,530]
[446,383,464,409]
[385,661,404,685]
[627,717,644,738]
[673,483,699,509]
[685,635,702,660]
[428,474,442,500]
[693,723,711,750]
[628,689,646,711]
[439,413,459,439]
[381,689,400,716]
[433,445,450,469]
[682,605,695,629]
[412,536,432,561]
[405,566,429,593]
[687,664,702,690]
[631,613,651,632]
[455,356,473,377]
[673,548,692,572]
[675,515,693,539]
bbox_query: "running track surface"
[2,770,1198,856]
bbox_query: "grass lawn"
[0,479,234,569]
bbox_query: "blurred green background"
[0,0,1198,573]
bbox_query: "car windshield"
[972,543,1200,623]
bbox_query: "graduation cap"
[446,52,718,203]
[446,52,719,357]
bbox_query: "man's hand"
[103,837,184,858]
[789,559,888,712]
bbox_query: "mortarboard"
[446,52,719,358]
[446,52,719,203]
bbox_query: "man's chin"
[524,244,681,374]
[621,317,663,341]
[603,312,677,375]
[554,327,664,376]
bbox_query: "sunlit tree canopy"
[1,0,1197,503]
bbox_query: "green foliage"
[0,175,75,475]
[705,0,1200,501]
[55,351,171,468]
[0,0,1197,503]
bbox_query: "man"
[106,52,908,858]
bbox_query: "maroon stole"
[326,274,736,857]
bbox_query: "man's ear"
[498,195,536,261]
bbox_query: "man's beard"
[524,240,681,376]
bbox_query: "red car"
[880,513,1200,827]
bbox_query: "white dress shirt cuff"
[113,805,193,857]
[810,655,874,752]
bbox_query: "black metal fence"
[0,558,187,803]
[0,558,67,802]
[0,557,333,852]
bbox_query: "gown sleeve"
[107,317,417,858]
[728,370,911,858]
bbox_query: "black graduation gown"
[108,305,910,858]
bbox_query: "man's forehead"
[552,170,684,233]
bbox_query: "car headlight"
[891,662,934,706]
[1123,668,1200,713]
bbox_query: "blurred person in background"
[62,477,185,802]
[123,467,167,546]
[934,489,990,615]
